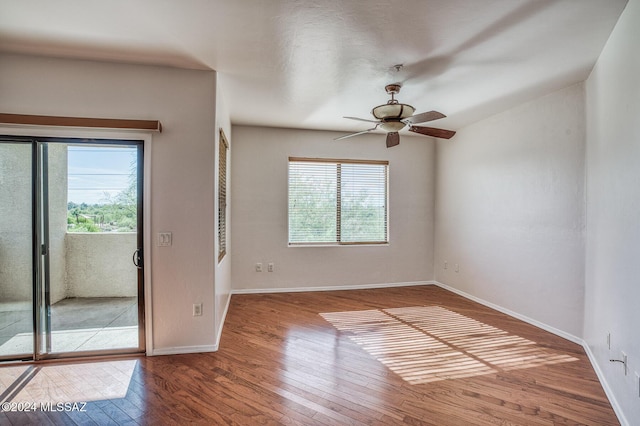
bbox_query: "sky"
[67,145,137,204]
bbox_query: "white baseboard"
[433,281,626,424]
[433,281,582,345]
[214,292,232,349]
[148,345,218,356]
[232,280,435,295]
[582,342,629,426]
[432,281,626,425]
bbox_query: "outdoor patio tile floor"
[0,297,138,357]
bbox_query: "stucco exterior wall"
[65,233,138,298]
[0,143,32,302]
[0,142,67,304]
[48,143,68,305]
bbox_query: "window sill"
[288,243,389,248]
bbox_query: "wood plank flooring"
[0,286,619,425]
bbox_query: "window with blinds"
[288,157,388,245]
[218,129,229,262]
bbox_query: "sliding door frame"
[35,141,53,358]
[0,126,154,361]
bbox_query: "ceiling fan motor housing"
[373,82,415,129]
[372,103,415,120]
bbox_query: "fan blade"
[409,125,456,139]
[404,110,446,124]
[344,116,380,124]
[386,132,400,148]
[334,126,378,141]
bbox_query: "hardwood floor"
[0,286,619,425]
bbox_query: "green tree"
[67,160,138,233]
[289,167,337,243]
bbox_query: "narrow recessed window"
[218,129,229,261]
[288,157,388,245]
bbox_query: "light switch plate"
[158,232,172,246]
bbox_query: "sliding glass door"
[0,141,34,359]
[0,136,145,361]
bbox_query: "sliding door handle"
[132,248,143,269]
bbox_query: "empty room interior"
[0,0,639,424]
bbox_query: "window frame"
[288,157,389,246]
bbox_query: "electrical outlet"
[256,263,263,272]
[607,332,611,350]
[193,303,202,317]
[455,263,459,273]
[444,261,448,270]
[268,262,274,272]
[622,352,628,376]
[635,372,640,398]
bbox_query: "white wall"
[584,0,640,423]
[0,53,218,354]
[231,126,435,291]
[435,83,587,339]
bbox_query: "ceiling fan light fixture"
[372,103,415,120]
[380,121,406,132]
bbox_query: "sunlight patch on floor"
[0,359,137,405]
[321,306,578,384]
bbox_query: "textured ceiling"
[0,0,628,133]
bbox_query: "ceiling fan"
[336,84,456,148]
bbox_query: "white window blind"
[288,157,388,245]
[218,129,228,262]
